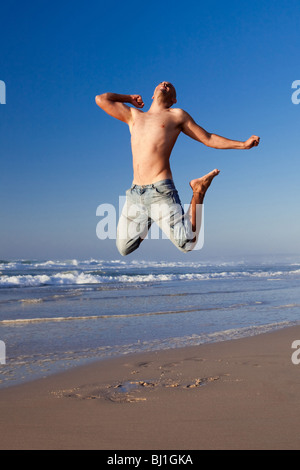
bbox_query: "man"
[95,81,260,255]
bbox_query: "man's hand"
[244,135,260,149]
[130,95,144,108]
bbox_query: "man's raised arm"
[181,111,260,150]
[95,93,144,124]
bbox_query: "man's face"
[153,81,177,106]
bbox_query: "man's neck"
[148,99,170,113]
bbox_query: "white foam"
[1,257,300,288]
[1,266,300,288]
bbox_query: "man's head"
[152,81,177,108]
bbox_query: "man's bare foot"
[189,169,220,197]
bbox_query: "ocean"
[0,257,300,388]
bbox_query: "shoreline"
[1,325,300,449]
[1,320,297,391]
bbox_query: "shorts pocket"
[155,187,181,206]
[155,185,175,195]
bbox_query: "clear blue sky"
[1,0,299,261]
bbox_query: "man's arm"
[181,111,260,149]
[95,93,144,124]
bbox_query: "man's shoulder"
[131,107,144,116]
[170,107,184,113]
[170,107,191,122]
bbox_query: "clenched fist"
[244,135,260,149]
[130,95,144,108]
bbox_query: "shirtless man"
[95,81,260,255]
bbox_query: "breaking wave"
[1,269,300,288]
[1,258,300,288]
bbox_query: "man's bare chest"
[131,113,180,140]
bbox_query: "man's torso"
[129,107,184,185]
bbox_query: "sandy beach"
[0,325,300,450]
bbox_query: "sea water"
[0,257,300,388]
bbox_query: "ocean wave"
[1,267,300,288]
[0,258,128,271]
[0,299,294,325]
[2,258,299,271]
[1,257,300,277]
[0,272,101,287]
[0,302,252,324]
[0,259,82,270]
[4,320,298,364]
[19,298,44,304]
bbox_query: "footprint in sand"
[57,374,221,404]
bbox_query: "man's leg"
[151,170,220,253]
[116,189,152,256]
[188,168,220,235]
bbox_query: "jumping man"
[95,82,260,255]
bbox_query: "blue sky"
[0,0,299,261]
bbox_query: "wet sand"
[1,325,300,450]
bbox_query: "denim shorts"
[116,179,199,255]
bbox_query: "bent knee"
[116,239,131,257]
[174,239,195,254]
[178,245,194,254]
[116,238,141,257]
